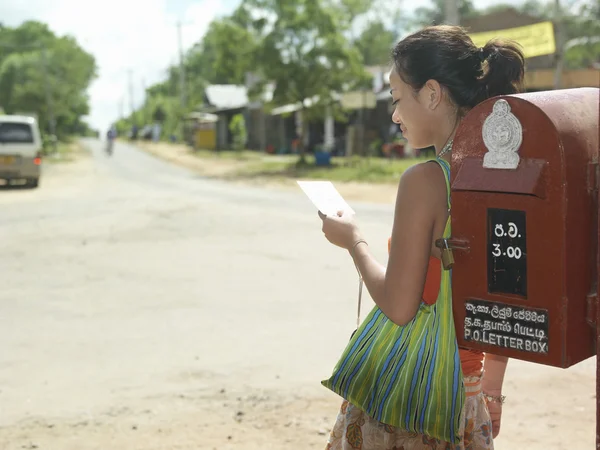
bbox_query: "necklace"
[438,139,453,158]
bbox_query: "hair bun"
[478,46,495,63]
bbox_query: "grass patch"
[229,154,428,184]
[45,140,84,164]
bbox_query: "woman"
[320,25,525,449]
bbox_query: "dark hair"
[391,25,525,109]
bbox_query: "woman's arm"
[482,353,508,438]
[339,162,447,326]
[482,353,508,393]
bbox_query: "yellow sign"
[469,21,556,59]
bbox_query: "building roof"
[204,85,249,111]
[461,8,542,33]
[186,112,218,122]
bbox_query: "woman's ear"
[423,79,443,110]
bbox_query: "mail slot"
[450,87,599,368]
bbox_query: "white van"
[0,115,43,188]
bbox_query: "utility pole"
[445,0,460,25]
[176,21,186,110]
[128,69,135,124]
[119,97,124,121]
[553,0,564,89]
[141,77,147,124]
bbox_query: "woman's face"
[389,70,435,149]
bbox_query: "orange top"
[388,238,484,376]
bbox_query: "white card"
[297,180,355,216]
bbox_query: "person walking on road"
[105,125,117,156]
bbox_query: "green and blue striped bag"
[321,158,465,444]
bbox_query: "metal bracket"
[435,237,471,252]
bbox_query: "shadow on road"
[0,184,36,191]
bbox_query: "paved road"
[0,140,595,449]
[0,140,396,448]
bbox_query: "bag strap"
[352,245,365,330]
[355,271,363,329]
[433,157,451,212]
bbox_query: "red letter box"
[450,87,599,368]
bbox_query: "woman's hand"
[319,210,362,250]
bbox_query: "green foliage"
[354,20,395,66]
[483,1,549,17]
[414,0,477,26]
[0,21,97,139]
[562,0,600,69]
[231,153,424,183]
[152,105,167,123]
[229,113,248,151]
[186,18,258,86]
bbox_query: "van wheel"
[28,178,39,188]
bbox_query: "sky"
[1,0,522,134]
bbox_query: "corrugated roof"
[205,85,248,110]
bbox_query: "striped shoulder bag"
[321,158,465,444]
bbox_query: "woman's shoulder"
[398,160,448,200]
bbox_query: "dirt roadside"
[134,142,400,205]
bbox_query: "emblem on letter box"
[482,99,523,170]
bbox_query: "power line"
[119,97,124,121]
[128,69,135,123]
[141,77,147,124]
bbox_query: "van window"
[0,122,34,144]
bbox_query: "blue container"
[314,151,331,166]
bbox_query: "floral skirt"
[325,376,493,450]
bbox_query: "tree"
[229,113,248,151]
[484,0,550,17]
[186,18,258,86]
[249,0,369,160]
[0,21,97,139]
[152,105,167,123]
[354,20,395,66]
[334,0,372,38]
[414,0,477,26]
[561,0,600,69]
